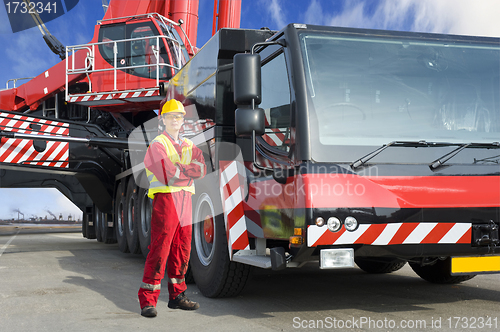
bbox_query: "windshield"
[157,20,189,67]
[301,32,500,162]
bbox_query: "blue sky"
[0,0,499,220]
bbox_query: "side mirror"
[233,53,261,105]
[159,82,168,96]
[233,53,265,137]
[235,106,265,136]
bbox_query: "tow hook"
[472,220,499,247]
[269,248,293,271]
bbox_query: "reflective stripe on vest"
[146,134,195,199]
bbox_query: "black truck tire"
[82,215,87,238]
[125,179,141,254]
[355,257,407,274]
[184,264,194,284]
[409,257,476,284]
[94,205,103,243]
[190,189,252,298]
[115,180,129,253]
[101,212,116,244]
[136,187,152,258]
[85,206,96,240]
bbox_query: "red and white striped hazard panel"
[307,222,472,247]
[68,90,158,103]
[0,112,69,168]
[219,160,250,257]
[242,201,264,238]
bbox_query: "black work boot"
[141,306,157,317]
[168,292,200,310]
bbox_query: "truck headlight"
[315,217,325,227]
[327,217,342,232]
[344,216,358,231]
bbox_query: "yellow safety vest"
[146,134,195,198]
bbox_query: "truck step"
[232,254,272,269]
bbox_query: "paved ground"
[0,224,81,236]
[1,231,499,331]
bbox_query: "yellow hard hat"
[160,99,186,115]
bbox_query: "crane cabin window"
[157,20,189,69]
[129,25,157,77]
[99,24,125,65]
[98,22,173,80]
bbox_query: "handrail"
[98,13,178,27]
[65,34,182,102]
[5,77,35,89]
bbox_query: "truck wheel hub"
[203,215,214,243]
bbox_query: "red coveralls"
[138,132,205,309]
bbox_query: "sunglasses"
[163,114,185,120]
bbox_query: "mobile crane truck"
[1,0,499,298]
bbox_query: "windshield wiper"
[474,155,500,164]
[351,140,431,170]
[429,142,500,170]
[351,141,500,170]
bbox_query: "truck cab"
[169,24,500,298]
[248,23,500,258]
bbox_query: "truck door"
[249,45,295,240]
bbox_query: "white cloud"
[410,0,500,37]
[304,0,328,26]
[329,2,369,28]
[303,0,500,37]
[372,0,415,31]
[303,0,414,30]
[265,0,287,30]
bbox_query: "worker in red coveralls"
[139,98,206,318]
